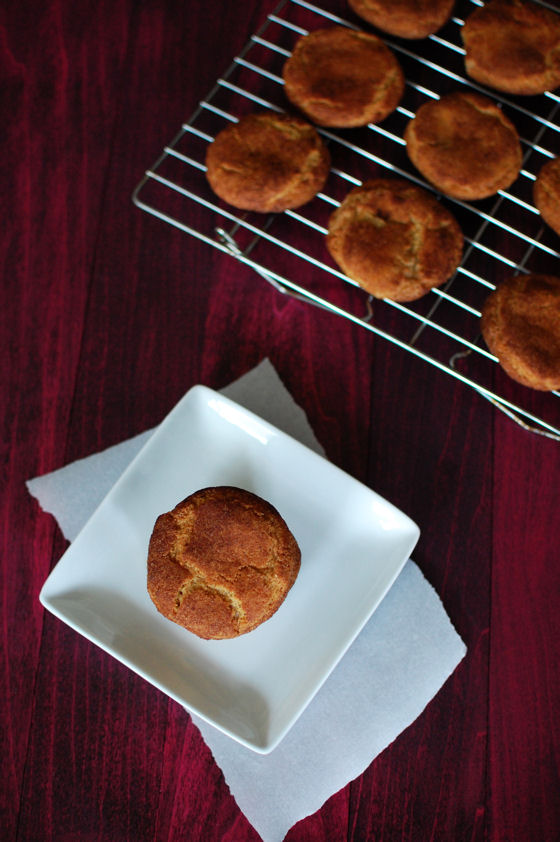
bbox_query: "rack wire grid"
[133,0,560,439]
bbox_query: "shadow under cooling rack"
[133,0,560,440]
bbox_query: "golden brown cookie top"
[404,91,522,201]
[282,26,404,127]
[326,177,463,302]
[348,0,455,39]
[205,112,330,213]
[147,486,301,639]
[534,156,560,236]
[462,0,560,95]
[481,273,560,391]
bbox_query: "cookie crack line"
[401,218,424,279]
[173,575,245,623]
[216,162,250,176]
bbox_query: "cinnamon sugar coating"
[326,178,463,302]
[147,487,301,639]
[462,0,560,95]
[282,26,404,128]
[481,274,560,391]
[348,0,455,39]
[205,112,330,213]
[404,91,522,201]
[534,156,560,237]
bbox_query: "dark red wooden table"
[3,0,560,839]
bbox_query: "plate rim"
[40,383,420,753]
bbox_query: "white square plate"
[40,385,419,753]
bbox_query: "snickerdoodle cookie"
[205,112,330,213]
[326,177,463,302]
[481,273,560,391]
[534,156,560,236]
[282,26,404,128]
[348,0,455,39]
[461,0,560,96]
[147,486,301,639]
[404,91,522,200]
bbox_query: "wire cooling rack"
[133,0,560,439]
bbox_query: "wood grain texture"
[490,413,560,841]
[2,0,560,839]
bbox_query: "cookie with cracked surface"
[326,178,463,302]
[282,26,404,128]
[461,0,560,95]
[348,0,455,40]
[534,156,560,236]
[147,486,301,639]
[404,91,522,201]
[205,112,330,213]
[481,273,560,391]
